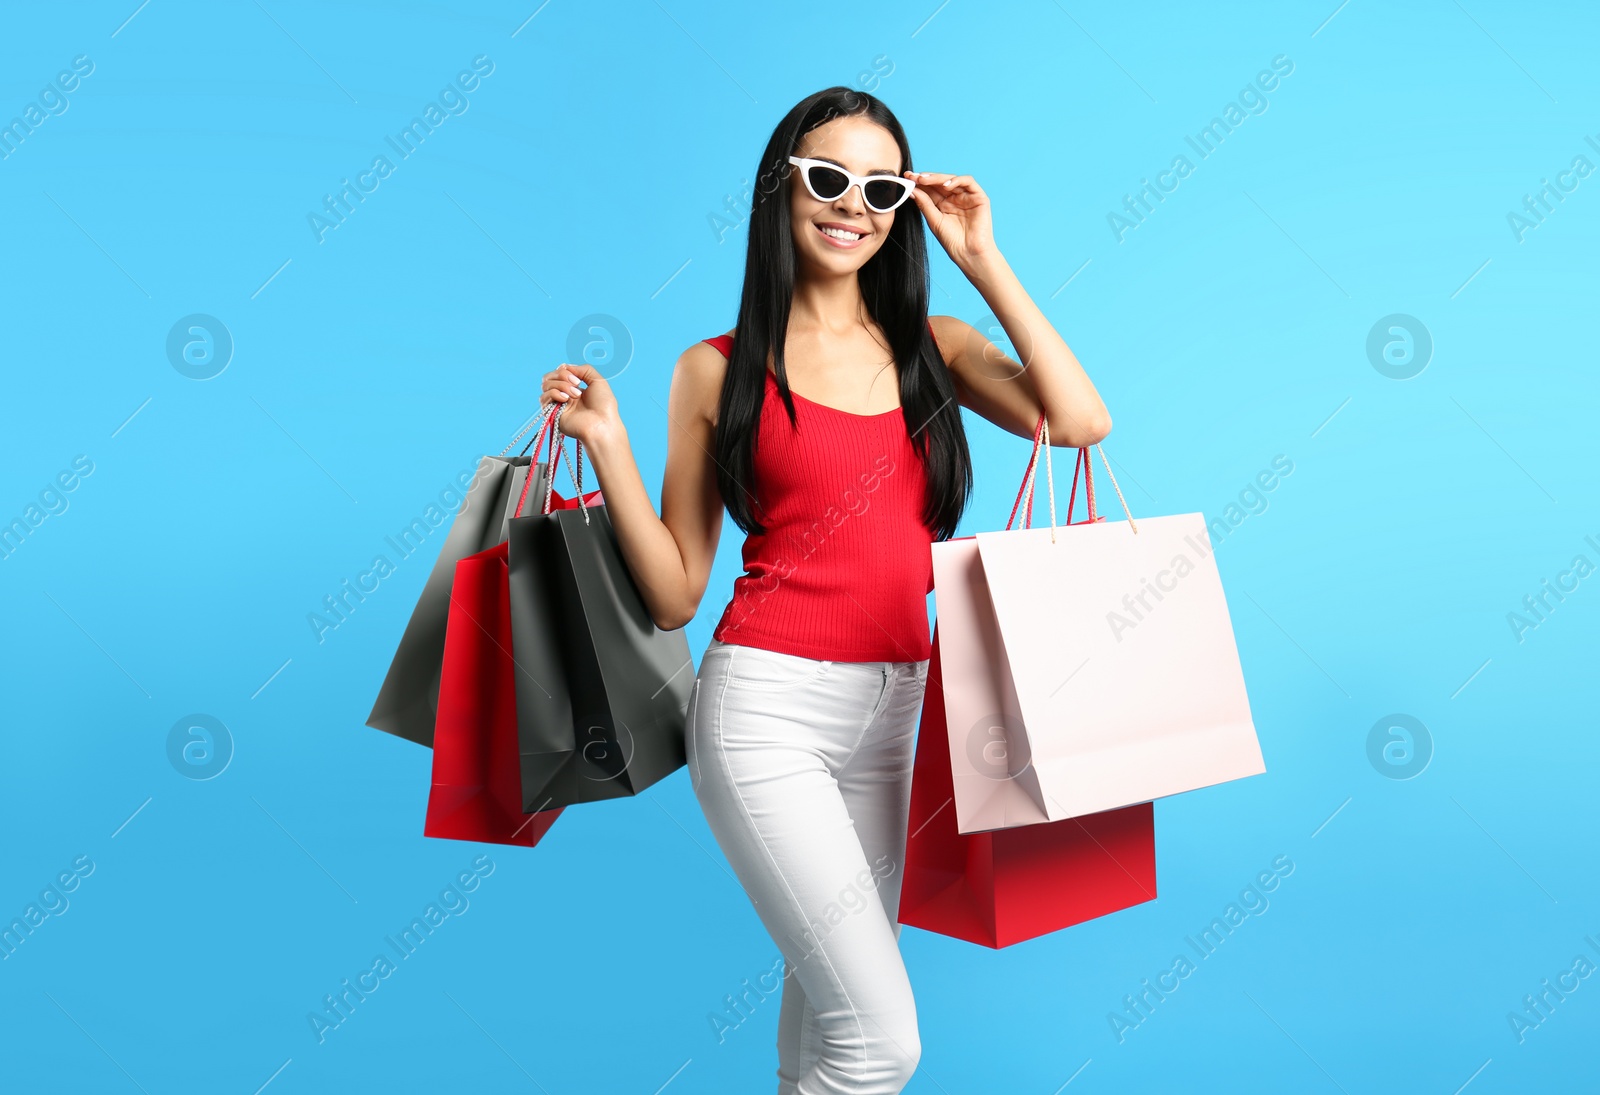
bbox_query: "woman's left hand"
[904,170,996,271]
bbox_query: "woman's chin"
[800,242,874,272]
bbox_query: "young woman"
[540,87,1111,1095]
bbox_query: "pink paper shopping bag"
[933,413,1265,833]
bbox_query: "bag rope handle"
[1005,409,1138,539]
[487,399,556,516]
[1097,445,1134,532]
[499,401,555,458]
[1004,411,1047,531]
[510,401,588,521]
[512,408,553,519]
[546,403,590,522]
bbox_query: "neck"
[789,266,867,337]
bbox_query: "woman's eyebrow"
[809,153,900,176]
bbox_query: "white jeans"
[688,637,931,1095]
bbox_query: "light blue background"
[2,1,1596,1091]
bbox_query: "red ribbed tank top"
[704,331,936,663]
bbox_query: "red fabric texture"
[701,330,937,662]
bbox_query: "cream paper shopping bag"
[935,417,1264,833]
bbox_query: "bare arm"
[904,168,1111,448]
[540,343,726,631]
[929,261,1112,448]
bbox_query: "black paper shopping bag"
[506,407,693,810]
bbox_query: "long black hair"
[712,86,973,542]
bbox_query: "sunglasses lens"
[863,179,907,211]
[805,164,849,200]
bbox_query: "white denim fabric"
[688,636,932,1095]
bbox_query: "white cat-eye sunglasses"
[786,155,917,213]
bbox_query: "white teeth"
[820,225,864,241]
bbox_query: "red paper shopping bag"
[897,625,1158,948]
[424,541,563,847]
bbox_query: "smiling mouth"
[817,223,867,244]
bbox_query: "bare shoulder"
[670,336,732,428]
[926,314,977,398]
[927,314,977,362]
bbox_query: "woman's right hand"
[540,362,619,447]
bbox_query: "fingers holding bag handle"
[504,362,578,460]
[510,366,603,520]
[541,363,583,408]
